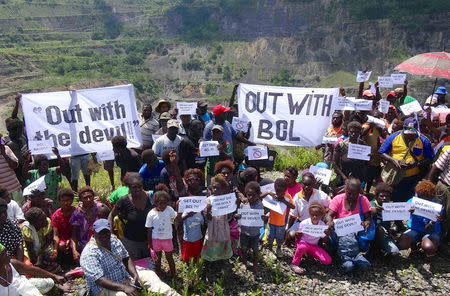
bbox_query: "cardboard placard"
[382,202,412,221]
[199,141,220,157]
[178,196,207,214]
[347,143,371,161]
[334,214,364,237]
[238,209,265,227]
[177,102,197,115]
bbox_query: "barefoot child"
[145,191,177,277]
[291,202,331,274]
[51,189,76,261]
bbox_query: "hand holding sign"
[411,197,442,221]
[334,214,364,237]
[356,71,372,82]
[28,139,54,155]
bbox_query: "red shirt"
[51,208,73,241]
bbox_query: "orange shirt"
[268,193,294,226]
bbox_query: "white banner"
[238,209,265,227]
[178,196,207,213]
[334,214,364,237]
[238,84,339,146]
[211,193,237,216]
[299,223,328,238]
[21,85,142,156]
[382,202,412,221]
[412,197,442,221]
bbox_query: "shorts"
[240,233,259,249]
[152,238,174,252]
[69,154,90,181]
[404,229,441,244]
[181,239,203,262]
[268,224,286,241]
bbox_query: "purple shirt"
[69,202,101,249]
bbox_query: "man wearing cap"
[155,112,172,136]
[435,86,448,109]
[152,119,183,157]
[140,103,160,150]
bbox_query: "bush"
[270,69,295,86]
[222,65,231,81]
[273,147,322,171]
[182,59,203,71]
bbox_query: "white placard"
[238,209,265,227]
[28,139,54,155]
[262,195,287,215]
[369,82,377,96]
[382,202,412,221]
[378,99,390,114]
[97,150,115,161]
[238,84,339,147]
[412,197,442,221]
[21,84,142,157]
[347,143,371,161]
[247,146,268,161]
[231,117,249,132]
[400,100,422,116]
[178,196,207,214]
[199,141,219,157]
[260,183,275,194]
[356,71,372,82]
[366,115,386,129]
[334,214,364,237]
[211,193,237,216]
[355,99,373,111]
[177,102,197,115]
[334,97,373,111]
[378,76,394,88]
[391,74,406,85]
[308,165,332,185]
[151,134,162,142]
[299,224,329,238]
[322,136,338,144]
[23,176,46,196]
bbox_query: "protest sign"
[334,97,373,111]
[378,76,394,88]
[391,74,406,85]
[262,195,287,215]
[28,139,54,155]
[211,193,237,216]
[378,99,390,114]
[97,150,115,161]
[238,209,265,227]
[348,143,371,161]
[309,165,332,185]
[369,82,377,96]
[247,145,268,161]
[366,115,386,128]
[299,224,329,238]
[400,100,422,116]
[412,197,442,221]
[21,85,142,156]
[334,214,364,237]
[356,71,372,82]
[178,196,207,214]
[199,141,219,157]
[23,176,46,196]
[260,183,275,194]
[238,84,339,146]
[232,117,249,132]
[177,102,197,115]
[382,202,412,221]
[322,136,338,144]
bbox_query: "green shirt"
[26,167,62,207]
[109,186,129,205]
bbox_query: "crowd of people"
[0,79,449,296]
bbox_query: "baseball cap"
[435,86,447,95]
[212,104,230,116]
[198,101,208,108]
[362,90,374,97]
[403,117,418,134]
[93,219,110,233]
[386,91,396,99]
[212,125,224,132]
[167,119,179,129]
[159,112,171,120]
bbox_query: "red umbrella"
[394,51,450,79]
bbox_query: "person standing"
[140,103,160,150]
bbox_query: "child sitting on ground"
[145,191,177,277]
[291,202,331,274]
[236,181,267,273]
[261,178,295,256]
[51,188,76,261]
[370,183,400,256]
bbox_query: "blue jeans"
[267,224,286,244]
[340,253,371,273]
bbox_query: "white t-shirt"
[145,206,177,239]
[151,134,183,156]
[299,218,326,245]
[291,189,330,221]
[0,264,42,296]
[7,200,24,221]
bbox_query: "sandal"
[291,266,305,274]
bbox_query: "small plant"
[213,272,225,296]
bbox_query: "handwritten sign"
[211,193,237,216]
[23,176,46,196]
[400,100,422,116]
[260,183,275,194]
[348,143,371,161]
[356,71,372,82]
[178,196,207,214]
[238,209,265,227]
[334,97,373,111]
[369,82,377,96]
[378,99,390,114]
[378,76,394,88]
[309,165,332,185]
[28,139,53,155]
[97,150,115,161]
[151,134,162,142]
[382,202,412,221]
[366,115,386,129]
[322,136,338,144]
[176,102,197,115]
[247,146,268,161]
[391,74,406,85]
[334,214,364,237]
[199,141,219,157]
[354,99,373,111]
[262,195,287,215]
[232,117,249,132]
[299,224,329,238]
[412,197,442,221]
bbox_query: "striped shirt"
[140,117,160,148]
[0,145,21,193]
[435,149,450,186]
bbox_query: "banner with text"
[238,84,339,146]
[21,84,142,156]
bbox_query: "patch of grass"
[274,147,322,171]
[313,70,355,88]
